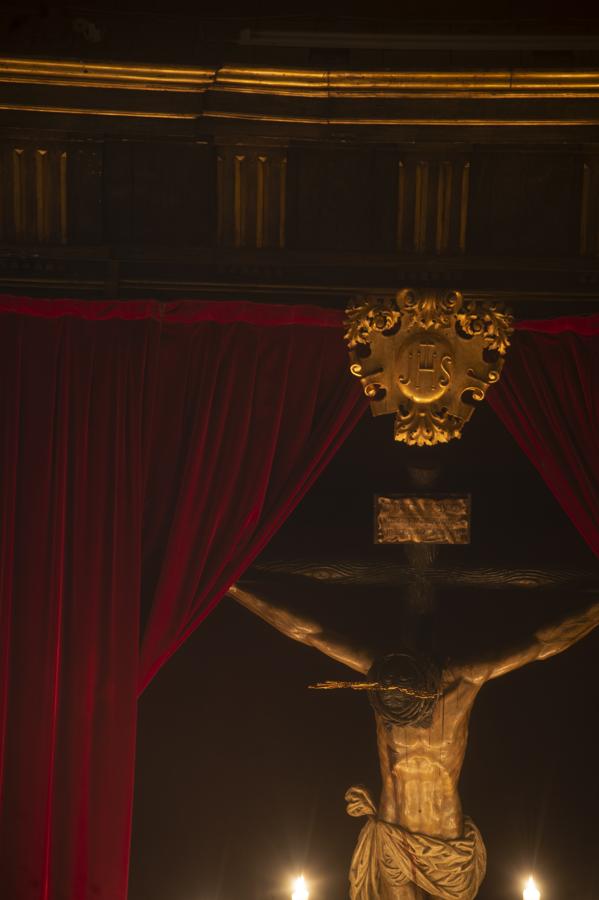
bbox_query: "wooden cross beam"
[253,557,599,592]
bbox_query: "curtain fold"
[0,313,157,900]
[0,298,365,900]
[137,314,366,690]
[489,314,599,557]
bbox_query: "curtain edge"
[0,296,345,328]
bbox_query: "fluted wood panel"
[0,135,592,268]
[0,143,68,244]
[216,145,287,249]
[395,155,471,256]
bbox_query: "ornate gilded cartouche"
[345,289,513,446]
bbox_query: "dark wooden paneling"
[288,146,379,252]
[104,140,214,246]
[104,141,133,243]
[131,142,214,246]
[68,142,103,245]
[372,149,399,254]
[468,151,581,257]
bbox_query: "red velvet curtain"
[2,294,597,900]
[137,301,365,689]
[0,311,150,900]
[489,315,599,557]
[0,297,365,900]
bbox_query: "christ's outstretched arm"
[457,597,599,685]
[227,582,374,674]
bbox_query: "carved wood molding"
[3,59,599,99]
[1,251,599,302]
[3,57,599,130]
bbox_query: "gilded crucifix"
[227,290,596,898]
[227,577,599,899]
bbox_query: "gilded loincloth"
[345,786,487,900]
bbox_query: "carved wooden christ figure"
[227,582,599,900]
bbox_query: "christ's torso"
[376,673,480,840]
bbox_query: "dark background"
[129,402,599,900]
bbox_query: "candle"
[292,874,309,900]
[523,875,540,900]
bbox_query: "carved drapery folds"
[345,289,513,446]
[345,786,487,900]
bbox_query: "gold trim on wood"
[0,58,214,92]
[414,161,429,252]
[59,151,68,244]
[1,94,598,128]
[233,154,246,248]
[396,160,405,251]
[4,58,599,100]
[204,110,599,127]
[435,161,452,254]
[278,156,287,249]
[35,149,50,242]
[12,148,25,240]
[0,103,196,119]
[2,57,599,128]
[459,162,470,254]
[217,146,286,249]
[216,153,225,245]
[213,67,599,99]
[256,155,268,249]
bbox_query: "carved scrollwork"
[399,288,463,331]
[344,295,401,349]
[394,405,463,446]
[344,288,513,446]
[456,300,513,355]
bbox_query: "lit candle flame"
[523,875,540,900]
[292,874,309,900]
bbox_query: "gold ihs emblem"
[397,335,453,402]
[345,289,513,446]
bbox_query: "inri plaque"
[375,495,470,544]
